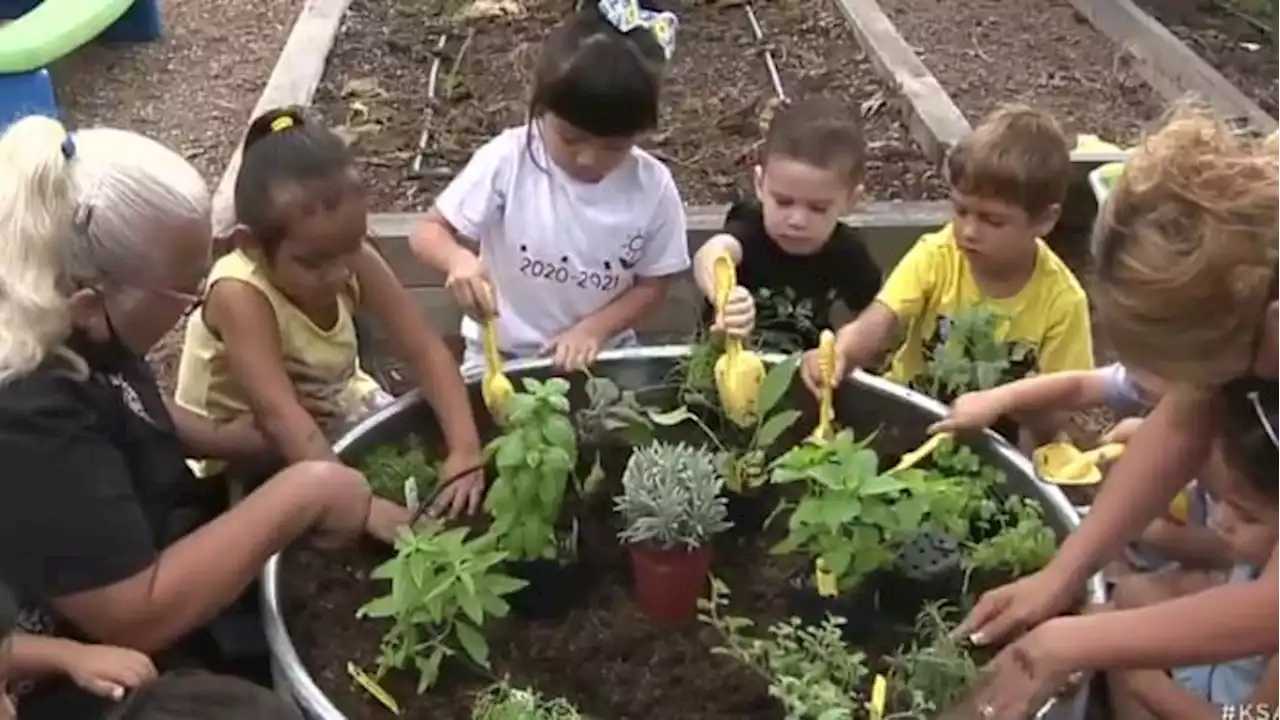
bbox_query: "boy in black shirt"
[693,97,882,352]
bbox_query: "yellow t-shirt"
[877,224,1093,385]
[176,249,384,475]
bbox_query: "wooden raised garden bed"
[265,348,1103,719]
[313,0,950,210]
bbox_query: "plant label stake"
[810,329,837,444]
[347,662,401,716]
[479,282,515,425]
[711,253,765,427]
[814,557,838,598]
[868,674,888,720]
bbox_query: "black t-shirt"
[708,200,882,352]
[0,338,195,718]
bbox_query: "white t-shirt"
[435,124,691,361]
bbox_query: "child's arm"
[928,369,1112,435]
[350,244,485,515]
[1137,519,1234,570]
[544,172,690,370]
[202,281,335,463]
[410,135,513,318]
[162,399,268,462]
[9,635,156,699]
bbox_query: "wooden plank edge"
[829,0,972,161]
[209,0,356,239]
[1065,0,1276,132]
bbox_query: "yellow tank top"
[176,250,383,476]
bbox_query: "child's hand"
[800,345,847,396]
[62,644,157,700]
[927,390,1005,435]
[714,286,756,338]
[1102,417,1142,445]
[541,324,603,372]
[444,251,495,318]
[427,450,486,518]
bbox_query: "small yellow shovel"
[1033,442,1125,486]
[888,432,953,474]
[809,329,837,444]
[478,283,514,425]
[712,253,765,427]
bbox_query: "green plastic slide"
[0,0,134,74]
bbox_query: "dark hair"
[529,1,670,138]
[1220,382,1278,503]
[234,105,356,256]
[946,104,1070,218]
[760,97,865,183]
[104,670,303,720]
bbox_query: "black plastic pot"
[506,557,585,619]
[785,569,884,644]
[723,486,777,535]
[881,532,965,623]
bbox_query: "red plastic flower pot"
[628,543,714,625]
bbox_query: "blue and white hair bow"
[598,0,678,60]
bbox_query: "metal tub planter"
[262,346,1103,720]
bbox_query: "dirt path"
[317,0,947,211]
[55,0,305,390]
[878,0,1166,143]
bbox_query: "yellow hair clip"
[270,116,295,133]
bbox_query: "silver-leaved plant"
[615,441,732,550]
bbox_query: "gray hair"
[0,116,210,384]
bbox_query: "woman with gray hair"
[0,115,409,719]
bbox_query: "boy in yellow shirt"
[801,105,1093,416]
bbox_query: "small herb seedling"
[471,681,582,720]
[885,602,980,718]
[358,525,527,693]
[699,578,869,719]
[914,305,1035,401]
[484,377,578,561]
[963,495,1056,585]
[357,439,438,505]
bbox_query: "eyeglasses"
[1246,390,1279,448]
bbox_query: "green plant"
[471,681,583,719]
[358,525,527,693]
[884,602,980,718]
[574,374,654,447]
[699,578,870,719]
[769,430,970,592]
[667,328,724,410]
[615,442,732,549]
[357,439,438,505]
[915,305,1034,401]
[964,495,1056,582]
[918,438,1005,536]
[485,377,578,560]
[651,354,802,494]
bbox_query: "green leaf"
[356,594,398,619]
[861,473,906,496]
[495,434,526,470]
[485,574,529,596]
[542,415,576,450]
[757,354,800,418]
[454,620,490,668]
[544,377,571,395]
[755,409,802,449]
[415,648,445,694]
[585,376,622,406]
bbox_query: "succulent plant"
[616,441,732,550]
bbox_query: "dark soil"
[315,0,946,211]
[282,521,803,719]
[1134,0,1278,117]
[879,0,1166,143]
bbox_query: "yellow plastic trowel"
[478,283,514,425]
[1033,441,1125,486]
[889,432,953,474]
[809,329,837,443]
[712,253,765,427]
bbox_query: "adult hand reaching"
[955,567,1078,648]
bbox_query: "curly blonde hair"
[1092,103,1278,387]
